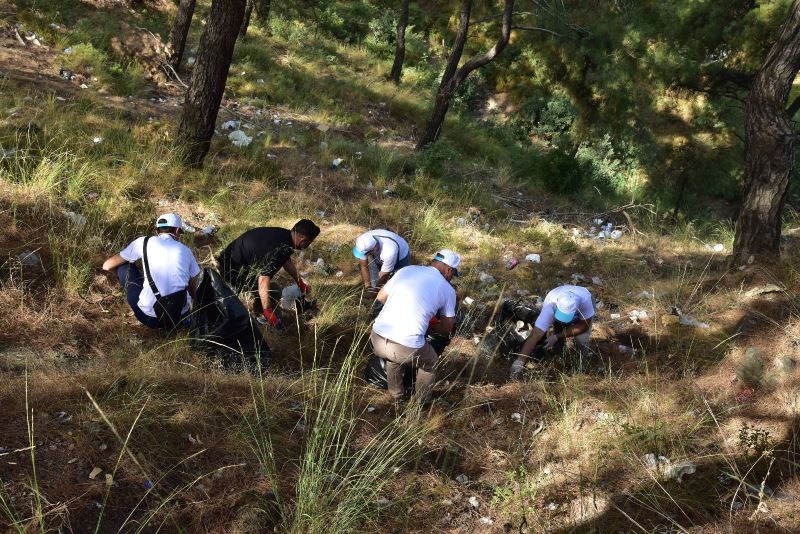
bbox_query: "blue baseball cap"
[554,291,578,323]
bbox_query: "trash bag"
[190,268,271,372]
[478,298,563,360]
[363,331,453,391]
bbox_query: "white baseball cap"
[433,249,461,275]
[352,233,378,259]
[554,291,579,323]
[155,213,182,229]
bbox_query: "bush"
[365,12,396,58]
[540,150,584,195]
[415,140,461,179]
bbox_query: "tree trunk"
[732,0,800,264]
[416,0,514,150]
[167,0,196,70]
[178,0,247,168]
[240,0,254,38]
[390,0,411,84]
[255,0,271,23]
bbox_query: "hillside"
[1,1,800,532]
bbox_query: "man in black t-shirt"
[218,219,320,328]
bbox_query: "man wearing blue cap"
[510,285,595,377]
[370,249,459,403]
[102,213,201,330]
[352,229,410,298]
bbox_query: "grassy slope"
[1,1,800,532]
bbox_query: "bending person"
[510,285,595,377]
[217,219,320,329]
[102,213,201,331]
[352,229,411,299]
[370,250,459,404]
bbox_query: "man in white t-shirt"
[102,213,202,330]
[352,229,411,298]
[370,249,459,403]
[510,285,595,377]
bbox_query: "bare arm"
[557,318,592,339]
[188,273,201,299]
[258,275,272,310]
[519,327,547,358]
[358,258,371,288]
[375,271,391,288]
[102,254,127,272]
[282,258,301,285]
[376,286,389,304]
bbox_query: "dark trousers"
[116,263,160,329]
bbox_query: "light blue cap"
[352,246,367,259]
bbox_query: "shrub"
[540,150,584,195]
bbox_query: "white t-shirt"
[534,285,594,332]
[363,230,410,273]
[119,234,201,317]
[373,265,456,348]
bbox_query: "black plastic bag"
[190,268,271,371]
[478,298,563,360]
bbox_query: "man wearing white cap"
[370,250,460,403]
[102,213,201,330]
[510,285,595,377]
[352,229,411,297]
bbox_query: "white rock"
[228,130,252,147]
[455,473,469,485]
[525,253,541,263]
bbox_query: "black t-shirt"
[219,227,294,280]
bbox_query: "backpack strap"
[141,235,162,299]
[374,234,402,267]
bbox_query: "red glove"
[262,308,282,328]
[298,278,311,295]
[428,316,441,329]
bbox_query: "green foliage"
[415,139,460,179]
[737,424,774,457]
[539,150,584,195]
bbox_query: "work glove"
[262,307,283,329]
[510,358,526,378]
[298,278,311,295]
[544,334,559,351]
[428,316,441,330]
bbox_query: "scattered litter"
[186,56,196,66]
[628,310,648,324]
[181,223,196,233]
[281,285,303,309]
[92,136,103,144]
[314,257,327,272]
[643,453,658,470]
[478,272,495,285]
[707,243,725,252]
[638,290,654,299]
[99,443,107,451]
[220,120,240,130]
[617,344,635,355]
[468,496,480,508]
[144,480,153,490]
[383,189,397,198]
[199,226,217,236]
[595,411,612,422]
[314,210,326,218]
[506,258,519,270]
[516,289,530,297]
[610,313,621,320]
[591,276,603,286]
[54,411,72,423]
[462,296,475,306]
[105,473,113,486]
[366,406,376,413]
[64,211,87,227]
[472,335,481,345]
[89,467,102,480]
[455,217,466,226]
[0,147,18,158]
[331,157,344,169]
[334,270,344,278]
[510,412,522,423]
[664,460,696,482]
[186,433,202,445]
[68,457,77,464]
[524,253,541,263]
[610,229,623,240]
[531,420,545,437]
[745,284,783,298]
[79,84,88,89]
[50,23,62,30]
[668,306,709,329]
[571,273,586,283]
[256,79,265,84]
[547,502,558,511]
[317,124,330,132]
[17,250,41,266]
[228,130,253,147]
[479,517,494,525]
[375,498,390,508]
[455,473,469,485]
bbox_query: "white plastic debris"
[220,120,239,130]
[472,335,481,345]
[64,211,87,227]
[80,83,88,89]
[516,289,530,297]
[479,517,494,525]
[367,406,376,413]
[181,223,196,233]
[17,250,41,266]
[331,157,343,168]
[92,136,103,144]
[643,453,658,470]
[468,496,480,508]
[629,310,648,323]
[335,270,344,278]
[462,296,475,306]
[89,467,102,480]
[595,412,612,422]
[228,130,252,147]
[591,276,603,286]
[256,78,265,84]
[455,473,469,485]
[571,273,587,283]
[510,412,523,423]
[712,243,724,252]
[678,313,709,329]
[618,344,635,354]
[266,153,277,159]
[199,226,217,236]
[664,460,696,482]
[638,290,654,299]
[281,284,303,309]
[0,147,18,158]
[186,57,196,66]
[478,272,495,285]
[525,253,541,263]
[547,502,558,511]
[610,313,621,320]
[610,230,623,240]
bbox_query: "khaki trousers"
[370,330,437,402]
